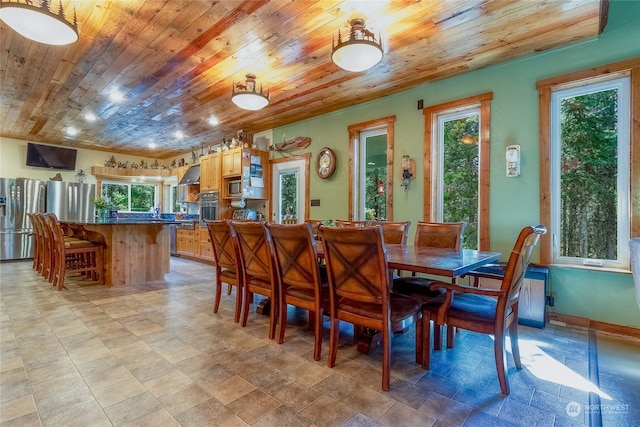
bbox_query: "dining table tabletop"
[316,242,502,278]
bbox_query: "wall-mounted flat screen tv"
[26,143,77,170]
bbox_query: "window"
[348,116,396,221]
[551,79,630,268]
[271,154,310,224]
[538,58,640,270]
[424,93,493,250]
[102,181,158,213]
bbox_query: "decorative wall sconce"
[506,145,521,177]
[401,155,416,190]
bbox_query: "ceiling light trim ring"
[0,0,79,45]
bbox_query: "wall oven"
[199,192,218,221]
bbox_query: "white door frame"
[270,154,310,223]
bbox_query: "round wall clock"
[316,147,336,179]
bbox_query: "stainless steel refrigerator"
[0,178,46,260]
[46,181,96,222]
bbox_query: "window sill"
[549,263,631,275]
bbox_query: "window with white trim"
[550,77,630,269]
[102,181,158,213]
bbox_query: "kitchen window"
[102,181,158,213]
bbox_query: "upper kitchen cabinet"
[200,152,220,192]
[221,148,242,177]
[221,148,270,200]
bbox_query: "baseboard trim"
[547,313,640,339]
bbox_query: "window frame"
[101,180,159,213]
[348,116,396,221]
[423,93,493,251]
[537,58,640,270]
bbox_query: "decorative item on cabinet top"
[268,136,311,152]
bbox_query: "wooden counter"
[60,219,176,287]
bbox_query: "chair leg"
[241,288,251,327]
[509,319,522,369]
[381,329,390,391]
[446,325,455,348]
[213,274,222,313]
[494,330,510,395]
[328,316,339,368]
[278,299,288,344]
[268,299,277,340]
[233,284,242,323]
[313,309,323,361]
[227,283,232,295]
[415,316,423,365]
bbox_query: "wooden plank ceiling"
[0,0,605,159]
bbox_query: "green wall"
[273,0,640,328]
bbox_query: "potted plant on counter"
[92,196,110,221]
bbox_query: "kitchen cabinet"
[221,148,242,177]
[221,148,270,200]
[176,228,197,256]
[200,153,220,192]
[198,226,214,261]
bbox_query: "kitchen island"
[59,219,177,287]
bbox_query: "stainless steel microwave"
[228,180,242,197]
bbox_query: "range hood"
[178,165,200,185]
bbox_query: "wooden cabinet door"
[198,227,214,261]
[176,228,196,256]
[200,153,219,192]
[222,148,242,177]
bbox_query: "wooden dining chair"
[232,220,278,339]
[43,213,104,291]
[370,220,411,245]
[392,221,466,348]
[320,225,424,391]
[267,222,329,360]
[424,225,546,395]
[335,220,368,227]
[207,220,243,322]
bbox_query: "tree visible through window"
[551,77,630,267]
[443,114,479,249]
[102,181,157,213]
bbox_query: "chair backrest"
[501,225,547,305]
[267,222,323,294]
[335,220,368,228]
[42,213,64,251]
[304,220,324,240]
[232,220,274,283]
[207,220,240,271]
[414,221,466,250]
[321,225,390,306]
[370,221,411,245]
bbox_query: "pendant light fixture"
[331,18,383,72]
[0,0,79,45]
[231,74,270,111]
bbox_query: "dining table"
[315,242,502,353]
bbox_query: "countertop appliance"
[0,178,46,260]
[232,209,257,221]
[228,180,242,197]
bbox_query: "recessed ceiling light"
[208,116,219,126]
[109,89,124,103]
[84,112,97,122]
[174,131,184,139]
[66,126,78,136]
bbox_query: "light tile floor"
[1,258,638,426]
